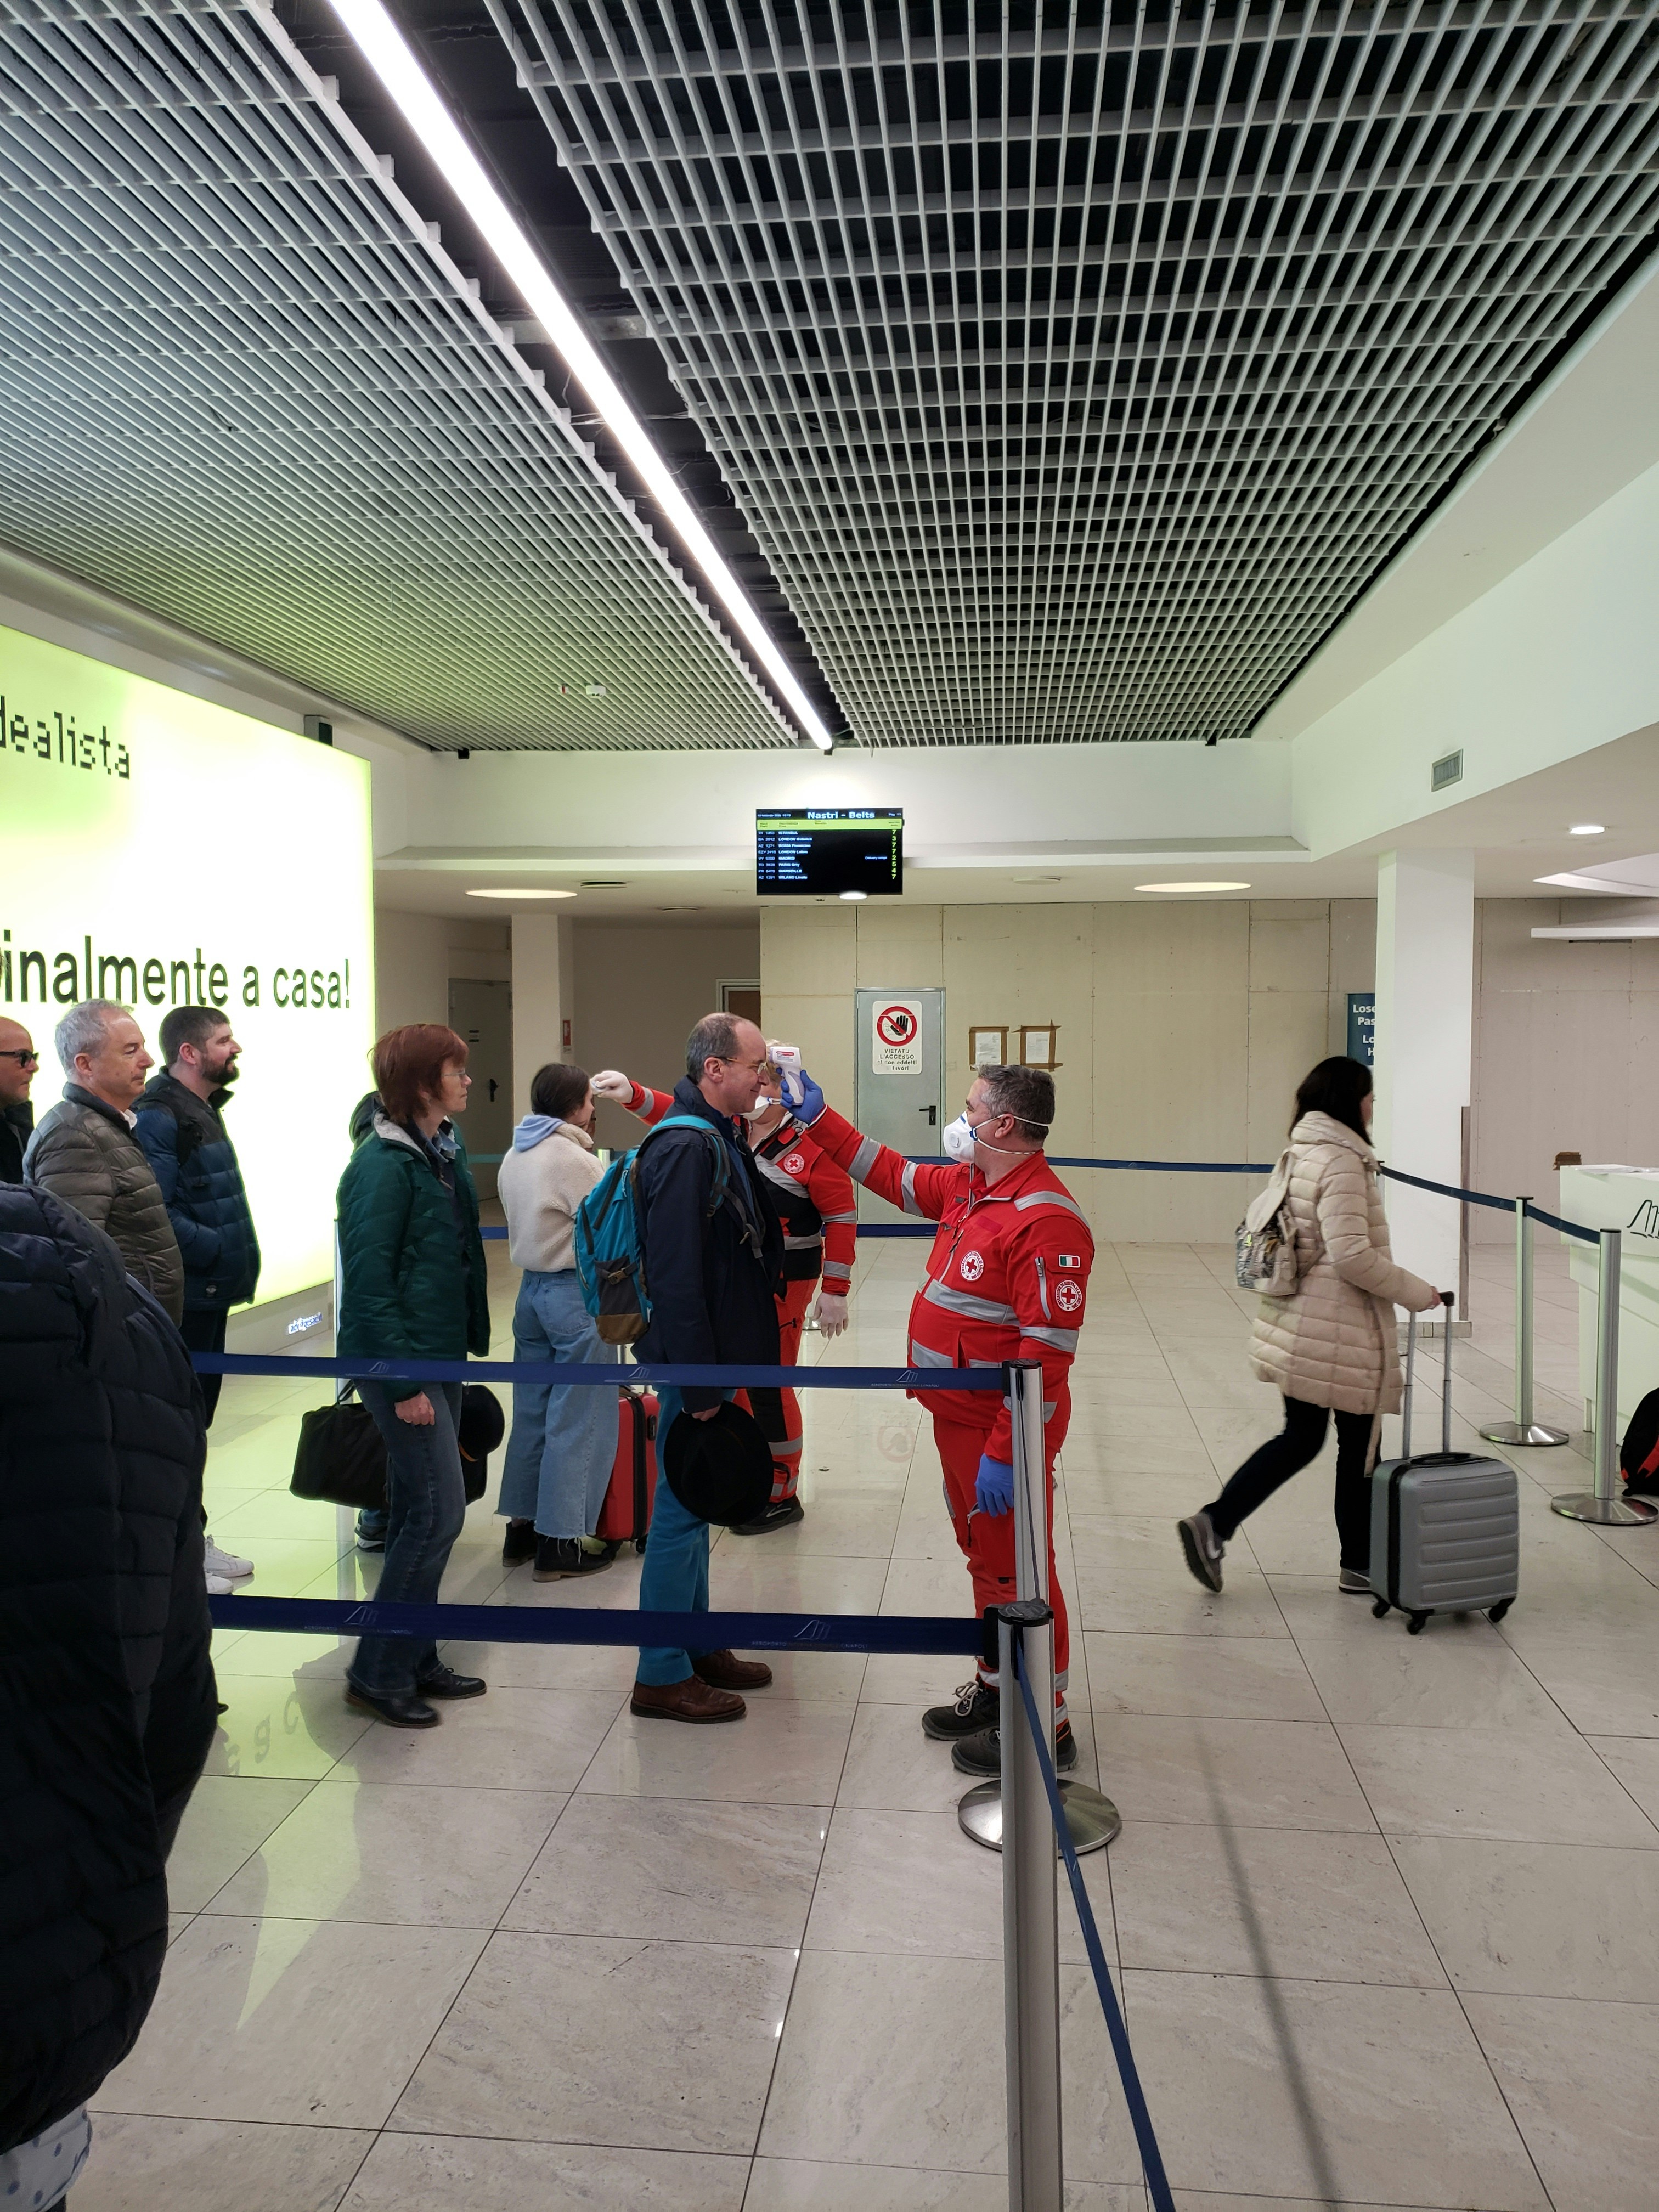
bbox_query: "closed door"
[853,986,945,1224]
[448,977,514,1183]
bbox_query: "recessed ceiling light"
[580,879,627,888]
[1133,880,1252,894]
[326,0,832,753]
[839,889,868,901]
[1568,823,1607,836]
[466,887,578,899]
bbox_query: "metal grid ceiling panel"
[0,0,797,750]
[500,0,1659,744]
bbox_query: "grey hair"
[56,998,130,1075]
[978,1064,1055,1137]
[685,1010,741,1080]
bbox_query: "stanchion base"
[1550,1491,1659,1526]
[1479,1421,1570,1447]
[957,1778,1121,1855]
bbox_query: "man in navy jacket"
[631,1012,785,1723]
[133,1007,261,1432]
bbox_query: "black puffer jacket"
[0,1186,217,2156]
[133,1072,262,1312]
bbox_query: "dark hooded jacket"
[132,1072,261,1313]
[0,1186,216,2154]
[0,1100,32,1186]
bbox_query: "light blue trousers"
[636,1384,733,1685]
[498,1268,619,1537]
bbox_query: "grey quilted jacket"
[24,1086,185,1324]
[1249,1112,1439,1417]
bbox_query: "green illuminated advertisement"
[1,623,375,1305]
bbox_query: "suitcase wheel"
[1372,1599,1390,1619]
[1407,1611,1430,1635]
[633,1536,648,1555]
[1487,1598,1511,1624]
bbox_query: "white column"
[510,911,571,1120]
[1373,850,1474,1301]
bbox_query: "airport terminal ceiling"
[2,0,1658,752]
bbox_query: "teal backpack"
[575,1115,736,1345]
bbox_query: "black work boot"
[950,1719,1078,1778]
[922,1678,1000,1741]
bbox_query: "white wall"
[373,910,510,1034]
[573,921,761,1150]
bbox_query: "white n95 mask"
[941,1112,978,1163]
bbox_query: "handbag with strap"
[290,1380,504,1510]
[1235,1147,1300,1297]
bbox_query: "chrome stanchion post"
[998,1602,1063,2212]
[960,1363,1120,1852]
[1481,1197,1567,1448]
[1554,1229,1658,1526]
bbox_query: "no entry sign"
[871,997,924,1075]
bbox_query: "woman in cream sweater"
[1179,1055,1443,1596]
[496,1063,619,1581]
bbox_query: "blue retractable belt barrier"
[190,1352,1003,1389]
[1012,1649,1176,2212]
[1049,1155,1274,1175]
[1378,1163,1514,1214]
[209,1592,982,1656]
[1522,1200,1601,1245]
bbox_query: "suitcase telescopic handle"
[1438,1290,1455,1455]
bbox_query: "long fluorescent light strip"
[328,0,833,752]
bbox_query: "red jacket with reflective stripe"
[628,1085,856,1291]
[808,1104,1093,1458]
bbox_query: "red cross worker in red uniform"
[781,1058,1091,1778]
[591,1063,858,1533]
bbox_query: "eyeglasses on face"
[0,1049,39,1068]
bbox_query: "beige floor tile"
[1586,1733,1659,1818]
[334,1685,620,1792]
[879,1549,974,1617]
[75,2114,373,2212]
[1085,1633,1323,1719]
[504,1795,828,1945]
[1390,1835,1659,1999]
[747,2164,1139,2209]
[836,1703,980,1813]
[222,1536,352,1596]
[99,1914,488,2126]
[202,1673,374,1781]
[1494,1630,1659,1736]
[857,1652,981,1707]
[1463,1992,1659,2212]
[391,1929,796,2154]
[206,1780,565,1927]
[339,2134,749,2209]
[759,1950,1140,2182]
[746,1492,902,1556]
[1338,1720,1659,1846]
[166,1775,317,1912]
[1125,1971,1548,2209]
[579,1697,854,1805]
[1295,1629,1568,1728]
[1093,1714,1378,1832]
[210,1628,353,1680]
[706,1551,889,1614]
[1075,1564,1290,1641]
[435,1635,636,1694]
[1110,1822,1446,1985]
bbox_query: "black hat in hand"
[662,1399,775,1527]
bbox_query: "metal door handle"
[919,1105,936,1126]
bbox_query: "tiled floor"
[81,1231,1659,2210]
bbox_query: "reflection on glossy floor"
[84,1235,1659,2210]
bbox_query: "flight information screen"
[755,809,904,896]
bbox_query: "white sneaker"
[205,1571,236,1595]
[204,1539,253,1581]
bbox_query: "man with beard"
[134,1006,262,1434]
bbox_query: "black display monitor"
[755,808,903,896]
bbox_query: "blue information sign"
[1347,991,1375,1067]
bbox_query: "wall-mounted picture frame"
[969,1025,1008,1069]
[1018,1023,1062,1069]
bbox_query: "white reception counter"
[1559,1166,1659,1432]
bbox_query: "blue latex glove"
[974,1454,1015,1517]
[782,1065,826,1125]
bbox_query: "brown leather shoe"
[693,1649,774,1692]
[630,1675,746,1723]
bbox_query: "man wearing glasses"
[628,1012,785,1725]
[0,1020,37,1184]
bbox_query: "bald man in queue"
[0,1018,39,1184]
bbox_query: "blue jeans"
[636,1385,733,1686]
[498,1269,619,1537]
[349,1379,466,1697]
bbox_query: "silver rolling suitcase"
[1370,1300,1519,1634]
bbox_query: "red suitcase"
[596,1386,658,1552]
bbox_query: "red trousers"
[931,1407,1070,1709]
[750,1276,813,1503]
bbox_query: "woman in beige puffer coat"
[1178,1055,1441,1596]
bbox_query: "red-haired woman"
[336,1024,490,1726]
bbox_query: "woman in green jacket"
[336,1023,490,1727]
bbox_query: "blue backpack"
[575,1114,737,1345]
